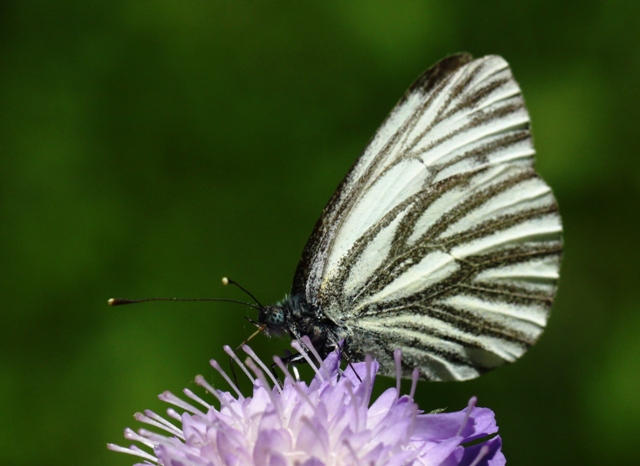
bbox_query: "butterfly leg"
[338,347,362,382]
[270,350,306,383]
[325,336,362,382]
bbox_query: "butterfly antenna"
[107,297,262,311]
[244,316,260,326]
[222,277,264,308]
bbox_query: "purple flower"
[109,339,505,466]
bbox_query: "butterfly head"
[258,305,287,336]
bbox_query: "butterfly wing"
[292,54,562,381]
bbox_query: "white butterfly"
[258,54,562,381]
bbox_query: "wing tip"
[406,53,518,99]
[407,53,474,97]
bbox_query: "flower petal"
[111,346,506,466]
[459,435,505,466]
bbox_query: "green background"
[1,1,638,465]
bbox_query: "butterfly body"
[259,294,347,360]
[261,54,562,381]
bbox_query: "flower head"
[109,338,505,465]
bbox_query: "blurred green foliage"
[1,1,638,465]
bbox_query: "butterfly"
[255,54,562,382]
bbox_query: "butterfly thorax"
[259,294,344,359]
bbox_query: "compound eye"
[267,308,285,328]
[258,305,287,333]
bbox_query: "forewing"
[293,54,562,380]
[292,54,475,298]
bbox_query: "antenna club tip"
[109,298,135,306]
[222,277,229,286]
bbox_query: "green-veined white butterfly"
[257,53,562,381]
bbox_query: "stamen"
[344,382,361,430]
[123,427,155,449]
[301,416,329,453]
[242,345,281,391]
[291,339,324,383]
[363,355,374,406]
[272,355,294,382]
[468,444,491,466]
[134,411,184,439]
[300,335,324,367]
[107,443,158,462]
[409,368,420,400]
[342,438,359,465]
[244,358,286,422]
[394,349,402,398]
[143,410,184,438]
[158,391,204,416]
[224,345,255,384]
[406,399,419,445]
[243,358,266,386]
[273,355,314,407]
[193,374,217,395]
[137,427,178,444]
[194,375,243,423]
[166,408,181,421]
[129,444,158,462]
[209,359,243,399]
[183,388,212,410]
[456,396,478,437]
